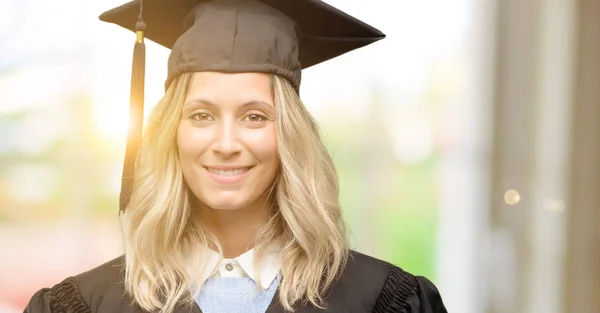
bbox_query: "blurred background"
[1,0,598,312]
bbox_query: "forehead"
[185,72,273,104]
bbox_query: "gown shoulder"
[348,250,448,313]
[23,256,128,313]
[24,276,91,313]
[373,265,447,313]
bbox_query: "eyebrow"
[183,99,275,112]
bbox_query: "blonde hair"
[121,72,348,313]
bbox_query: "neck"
[197,199,271,258]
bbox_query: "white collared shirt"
[194,243,282,289]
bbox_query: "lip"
[204,165,253,170]
[203,166,253,184]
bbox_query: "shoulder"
[24,276,90,313]
[341,250,447,313]
[24,256,131,313]
[73,255,128,307]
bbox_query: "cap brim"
[99,0,385,69]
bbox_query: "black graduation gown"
[24,250,447,313]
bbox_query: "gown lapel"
[265,288,329,313]
[264,289,286,313]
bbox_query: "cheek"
[246,127,278,164]
[177,126,209,165]
[177,124,211,159]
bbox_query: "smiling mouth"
[204,167,253,176]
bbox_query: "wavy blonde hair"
[121,72,348,313]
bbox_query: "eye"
[189,112,214,121]
[243,113,269,122]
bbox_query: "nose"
[212,118,242,158]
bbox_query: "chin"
[205,201,244,211]
[200,192,247,211]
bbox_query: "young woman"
[25,0,447,312]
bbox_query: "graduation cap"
[98,0,385,213]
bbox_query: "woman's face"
[177,72,279,212]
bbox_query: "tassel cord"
[119,15,146,213]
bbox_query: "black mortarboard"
[98,0,385,213]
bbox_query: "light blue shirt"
[190,244,282,313]
[195,276,278,313]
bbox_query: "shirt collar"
[198,242,282,289]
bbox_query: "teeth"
[207,167,250,176]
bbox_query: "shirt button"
[225,263,233,271]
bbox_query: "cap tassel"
[119,17,146,214]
